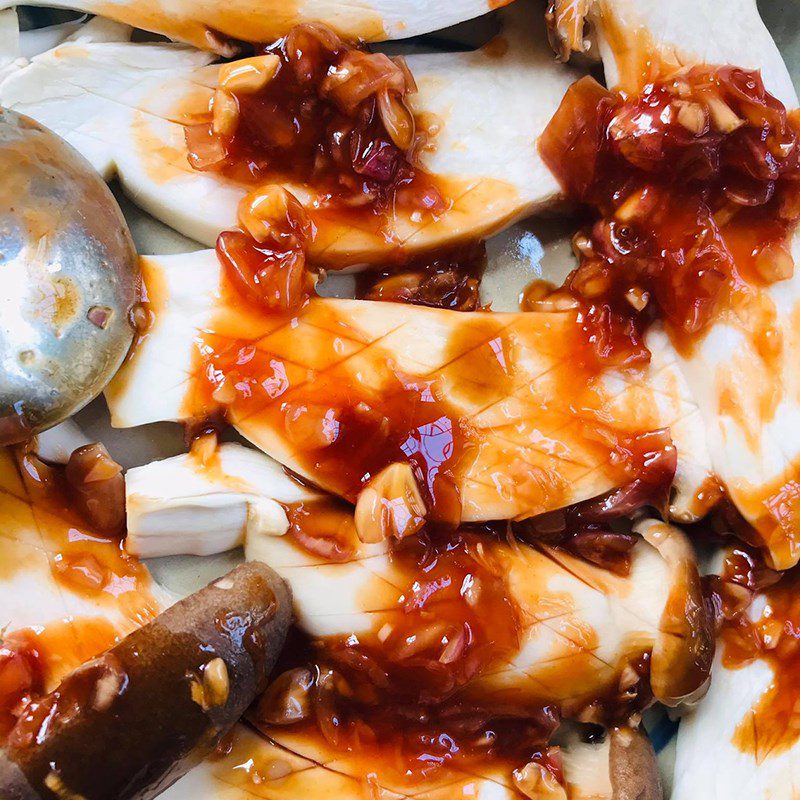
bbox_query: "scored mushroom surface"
[0,445,166,635]
[0,2,579,265]
[155,719,661,800]
[106,251,713,524]
[536,0,800,570]
[6,0,800,798]
[123,443,713,717]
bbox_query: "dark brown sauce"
[354,242,487,311]
[536,66,800,367]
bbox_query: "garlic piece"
[212,88,239,136]
[705,95,744,133]
[354,462,427,544]
[219,54,280,95]
[44,771,87,800]
[377,89,415,150]
[203,657,230,707]
[512,757,568,800]
[624,286,649,312]
[238,184,299,243]
[674,100,708,135]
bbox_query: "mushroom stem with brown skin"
[0,562,291,800]
[556,723,663,800]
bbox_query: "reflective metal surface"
[0,108,138,436]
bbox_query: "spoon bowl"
[0,108,139,440]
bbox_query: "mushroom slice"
[0,3,580,265]
[556,0,800,568]
[0,562,291,800]
[125,442,319,558]
[0,0,515,51]
[0,445,166,635]
[106,250,709,523]
[590,0,795,108]
[672,550,800,800]
[124,446,712,710]
[160,721,657,800]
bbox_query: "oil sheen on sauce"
[183,22,451,269]
[0,445,158,740]
[537,59,800,566]
[244,502,664,795]
[714,548,800,761]
[177,262,683,526]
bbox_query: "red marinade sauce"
[0,632,44,743]
[187,24,437,209]
[185,24,448,312]
[536,67,800,365]
[253,517,654,788]
[707,546,800,758]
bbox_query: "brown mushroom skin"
[0,562,291,800]
[609,726,664,800]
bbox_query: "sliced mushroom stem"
[0,562,291,800]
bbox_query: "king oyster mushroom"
[0,439,667,800]
[95,714,664,800]
[0,444,168,634]
[0,1,580,266]
[0,0,515,51]
[537,0,800,569]
[0,562,291,800]
[588,2,800,572]
[548,0,795,108]
[124,443,713,714]
[672,546,800,800]
[105,251,713,523]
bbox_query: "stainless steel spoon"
[0,108,139,442]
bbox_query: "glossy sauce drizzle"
[251,517,654,791]
[710,548,800,758]
[183,261,680,525]
[189,296,472,522]
[185,23,448,306]
[0,618,118,744]
[536,66,800,366]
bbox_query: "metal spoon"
[0,108,139,441]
